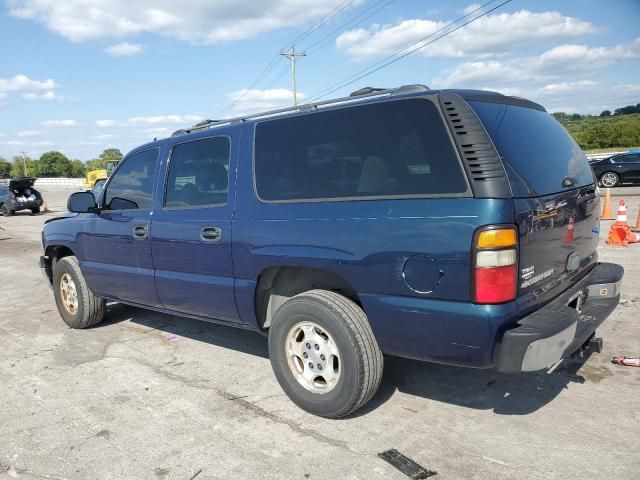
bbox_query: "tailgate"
[514,186,599,313]
[468,98,599,314]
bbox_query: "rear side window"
[165,137,230,208]
[254,99,467,202]
[105,149,158,210]
[469,101,595,196]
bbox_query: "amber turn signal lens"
[476,228,517,248]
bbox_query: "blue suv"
[40,85,623,417]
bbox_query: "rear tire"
[600,172,619,188]
[268,289,383,418]
[1,204,13,216]
[53,256,105,328]
[31,207,40,215]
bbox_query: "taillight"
[10,194,16,201]
[473,226,518,304]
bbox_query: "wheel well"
[43,245,75,283]
[255,266,360,330]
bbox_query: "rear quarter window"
[254,99,468,202]
[469,101,595,196]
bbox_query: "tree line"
[1,103,639,178]
[0,148,123,179]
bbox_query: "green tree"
[36,151,73,177]
[70,159,86,178]
[99,148,123,164]
[10,155,36,177]
[0,157,11,178]
[85,158,105,171]
[599,110,611,117]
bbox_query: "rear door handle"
[133,225,149,239]
[200,226,222,243]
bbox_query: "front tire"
[53,256,105,328]
[600,172,619,187]
[1,204,13,216]
[268,289,383,418]
[31,207,40,215]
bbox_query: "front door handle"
[133,225,149,239]
[200,226,222,243]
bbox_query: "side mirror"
[68,191,98,213]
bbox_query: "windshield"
[469,100,595,197]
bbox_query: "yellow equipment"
[83,160,119,190]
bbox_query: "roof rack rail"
[171,83,430,137]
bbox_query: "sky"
[0,0,639,161]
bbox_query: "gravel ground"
[0,185,639,480]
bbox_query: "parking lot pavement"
[1,186,639,480]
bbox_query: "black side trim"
[438,92,511,198]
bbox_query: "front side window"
[165,137,230,208]
[104,149,159,210]
[254,99,467,202]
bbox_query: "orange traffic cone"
[564,217,574,244]
[634,206,640,232]
[601,188,614,220]
[606,200,640,245]
[42,199,49,213]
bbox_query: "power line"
[307,0,510,103]
[285,0,357,49]
[234,63,291,113]
[227,0,357,112]
[304,0,396,55]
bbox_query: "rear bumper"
[10,199,42,210]
[497,262,624,373]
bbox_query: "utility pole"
[20,150,28,176]
[279,46,306,105]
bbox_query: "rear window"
[469,101,595,196]
[254,99,468,202]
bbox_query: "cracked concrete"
[1,186,639,480]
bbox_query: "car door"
[151,133,240,323]
[80,147,162,307]
[623,154,640,181]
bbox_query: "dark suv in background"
[0,177,44,216]
[40,85,623,417]
[591,150,640,187]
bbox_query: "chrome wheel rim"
[60,273,79,315]
[601,173,618,187]
[285,321,341,394]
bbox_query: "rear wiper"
[562,177,575,188]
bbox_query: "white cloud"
[8,0,361,44]
[95,119,120,127]
[433,37,640,87]
[462,4,482,15]
[127,114,203,125]
[0,74,58,92]
[42,119,78,127]
[105,42,143,56]
[17,130,41,137]
[95,134,115,139]
[336,10,596,60]
[0,74,64,104]
[22,90,63,101]
[429,35,640,114]
[227,88,302,114]
[96,115,203,128]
